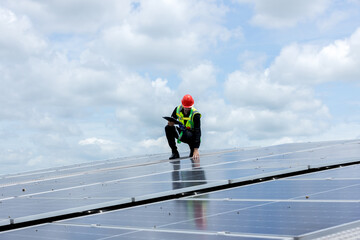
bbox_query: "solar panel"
[0,140,359,239]
[1,164,359,239]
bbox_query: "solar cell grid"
[2,165,358,239]
[48,165,360,238]
[0,140,359,239]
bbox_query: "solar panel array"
[0,139,359,239]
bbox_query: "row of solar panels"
[1,139,360,239]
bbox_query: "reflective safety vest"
[176,105,201,130]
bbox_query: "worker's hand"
[192,148,200,163]
[168,121,175,126]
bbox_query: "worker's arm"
[192,114,201,162]
[193,114,201,148]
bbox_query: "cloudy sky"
[1,0,360,175]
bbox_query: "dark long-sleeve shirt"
[171,107,201,148]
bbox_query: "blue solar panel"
[0,140,359,239]
[2,165,358,239]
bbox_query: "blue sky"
[1,0,360,175]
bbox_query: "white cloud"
[85,0,233,69]
[79,137,113,146]
[237,0,330,28]
[317,10,349,31]
[96,23,200,68]
[0,1,359,176]
[269,28,360,85]
[1,0,235,69]
[195,69,331,150]
[178,63,217,96]
[238,51,268,71]
[272,137,295,145]
[1,0,233,70]
[139,136,167,150]
[0,7,46,63]
[296,121,360,144]
[225,71,296,110]
[0,4,179,165]
[224,71,329,116]
[152,78,173,97]
[1,0,132,34]
[199,99,331,150]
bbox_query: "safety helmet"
[181,94,194,108]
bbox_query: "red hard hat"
[181,94,194,108]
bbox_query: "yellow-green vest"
[176,105,201,130]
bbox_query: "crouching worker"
[165,94,201,162]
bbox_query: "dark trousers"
[165,125,195,155]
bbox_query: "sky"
[1,0,360,175]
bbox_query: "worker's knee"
[165,124,175,134]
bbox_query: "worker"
[165,94,201,162]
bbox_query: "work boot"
[169,151,180,160]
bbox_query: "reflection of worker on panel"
[171,160,207,189]
[171,161,208,230]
